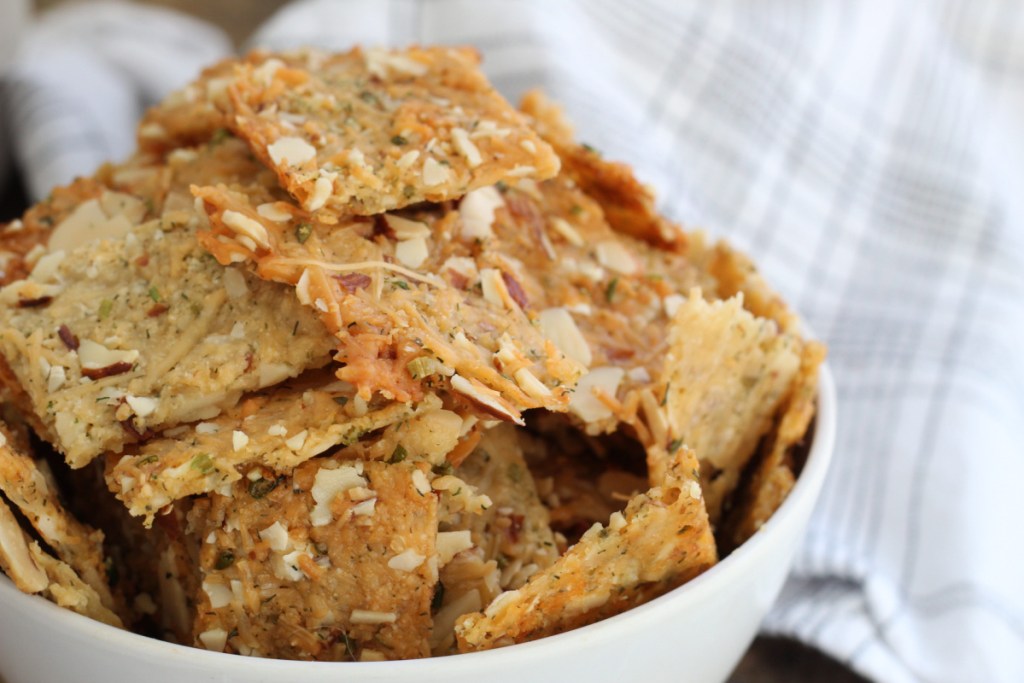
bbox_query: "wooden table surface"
[10,3,870,681]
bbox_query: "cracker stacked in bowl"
[0,46,823,660]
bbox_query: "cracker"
[520,90,682,248]
[451,424,559,585]
[455,446,716,651]
[225,47,559,216]
[721,341,825,550]
[189,458,438,661]
[653,290,802,524]
[136,56,244,155]
[0,213,335,467]
[707,240,799,334]
[108,378,443,526]
[0,496,48,593]
[27,540,123,628]
[194,183,582,417]
[0,422,116,611]
[0,494,122,628]
[474,175,716,435]
[431,424,560,654]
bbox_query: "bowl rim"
[0,363,836,672]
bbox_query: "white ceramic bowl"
[0,364,835,683]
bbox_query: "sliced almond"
[538,308,592,367]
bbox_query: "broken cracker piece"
[653,290,802,524]
[108,375,439,526]
[189,457,437,660]
[0,496,48,593]
[721,341,825,550]
[520,90,681,248]
[28,541,123,628]
[455,445,715,651]
[0,423,117,613]
[0,496,122,628]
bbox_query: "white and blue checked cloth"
[2,2,1023,682]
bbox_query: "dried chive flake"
[605,277,619,303]
[190,453,214,474]
[248,476,279,499]
[295,222,313,244]
[214,550,235,570]
[388,445,408,464]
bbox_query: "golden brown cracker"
[108,379,440,526]
[193,182,582,416]
[455,446,715,651]
[190,458,438,661]
[520,89,682,248]
[0,214,334,468]
[655,291,802,524]
[0,422,117,613]
[721,341,825,550]
[226,47,559,216]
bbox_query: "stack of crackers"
[0,47,823,660]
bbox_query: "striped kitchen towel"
[2,2,1022,681]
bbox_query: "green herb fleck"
[605,277,619,303]
[292,320,299,336]
[582,142,600,155]
[359,90,379,105]
[392,279,410,290]
[333,396,349,406]
[190,453,214,474]
[137,454,159,466]
[667,438,683,454]
[406,356,437,380]
[295,222,313,244]
[248,477,279,499]
[98,299,113,319]
[148,286,161,303]
[432,461,453,476]
[388,445,408,464]
[214,550,235,570]
[391,135,408,146]
[570,204,583,216]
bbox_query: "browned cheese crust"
[520,89,683,248]
[188,458,438,661]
